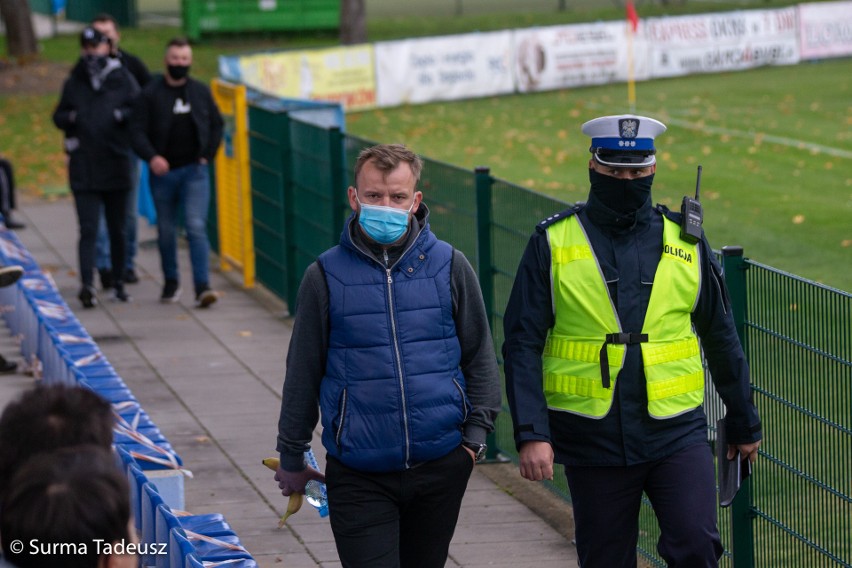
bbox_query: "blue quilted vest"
[317,218,468,472]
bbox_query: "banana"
[279,493,303,527]
[263,456,302,527]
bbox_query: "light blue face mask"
[356,198,414,245]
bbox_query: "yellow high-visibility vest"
[543,214,704,419]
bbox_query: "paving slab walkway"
[1,195,578,567]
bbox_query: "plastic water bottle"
[304,449,329,518]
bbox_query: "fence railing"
[217,115,852,567]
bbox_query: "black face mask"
[167,65,190,80]
[588,168,654,215]
[83,54,109,77]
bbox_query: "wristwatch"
[463,441,488,462]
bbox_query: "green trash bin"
[182,0,339,41]
[66,0,138,27]
[29,0,52,15]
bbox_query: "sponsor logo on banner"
[375,31,513,107]
[513,22,650,93]
[239,45,377,111]
[647,8,799,78]
[798,1,852,59]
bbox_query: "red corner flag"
[626,0,639,33]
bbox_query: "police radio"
[680,165,704,244]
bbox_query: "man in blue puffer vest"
[274,144,502,567]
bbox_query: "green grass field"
[347,59,852,292]
[1,0,848,291]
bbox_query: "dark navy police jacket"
[503,201,762,466]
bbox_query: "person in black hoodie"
[52,27,139,308]
[91,13,152,289]
[131,37,223,308]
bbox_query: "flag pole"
[627,26,636,113]
[626,1,638,113]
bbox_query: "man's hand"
[462,445,477,464]
[728,440,761,464]
[149,155,170,176]
[518,440,554,482]
[275,465,326,497]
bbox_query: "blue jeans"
[149,163,211,292]
[96,157,140,272]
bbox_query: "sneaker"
[78,285,98,309]
[0,265,23,288]
[123,268,139,284]
[113,284,131,303]
[160,279,181,303]
[0,356,17,374]
[3,218,25,230]
[195,287,219,308]
[99,268,114,290]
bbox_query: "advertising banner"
[513,21,650,93]
[236,45,377,111]
[645,8,800,78]
[374,31,514,107]
[798,1,852,59]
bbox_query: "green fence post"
[282,112,299,314]
[328,126,346,234]
[474,166,507,463]
[474,167,494,322]
[721,246,755,568]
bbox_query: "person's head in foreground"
[0,445,135,568]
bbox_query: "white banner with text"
[645,8,800,78]
[798,1,852,59]
[513,21,650,93]
[374,31,514,107]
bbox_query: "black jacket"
[131,75,224,165]
[117,48,152,88]
[52,59,140,192]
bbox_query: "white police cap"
[581,115,667,168]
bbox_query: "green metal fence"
[726,255,851,568]
[229,117,851,566]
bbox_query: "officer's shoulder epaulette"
[656,203,682,224]
[537,204,583,230]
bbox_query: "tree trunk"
[339,0,366,45]
[0,0,38,60]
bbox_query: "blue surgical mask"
[356,198,414,245]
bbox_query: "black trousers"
[326,445,474,568]
[73,190,129,288]
[565,442,723,568]
[0,158,17,218]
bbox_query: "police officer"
[503,115,762,567]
